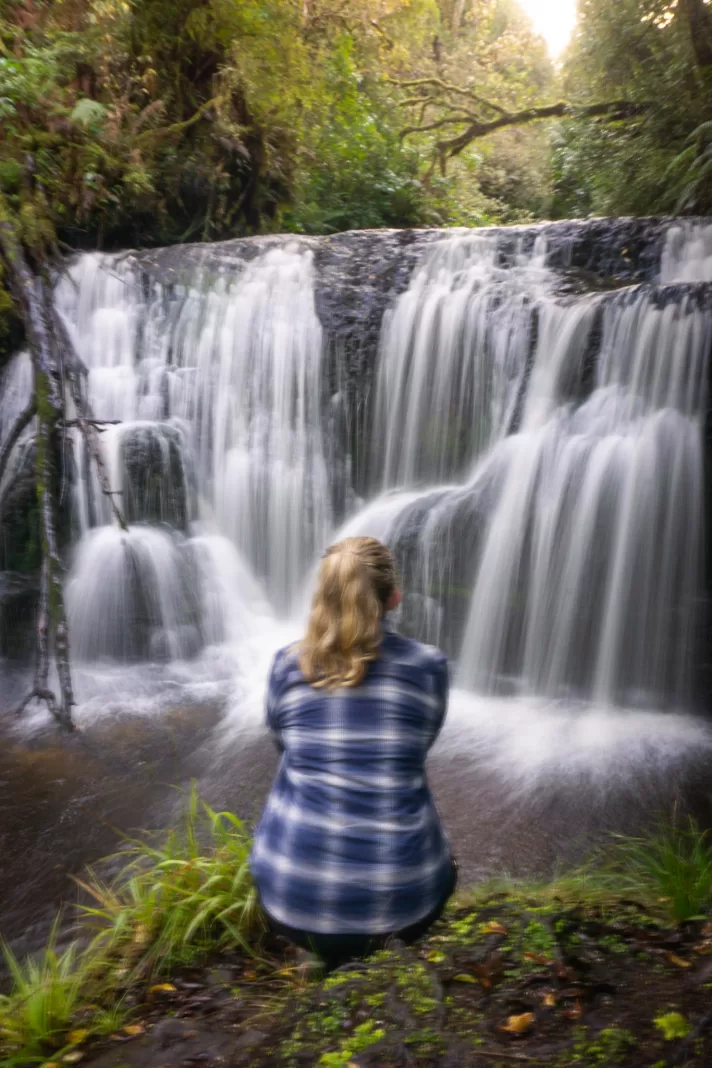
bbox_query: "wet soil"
[62,899,712,1067]
[3,701,712,959]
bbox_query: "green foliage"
[0,918,87,1060]
[0,788,263,1065]
[572,1026,638,1064]
[554,0,712,217]
[603,816,712,923]
[317,1020,386,1065]
[76,784,264,978]
[0,0,557,246]
[654,1011,691,1040]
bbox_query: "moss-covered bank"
[1,793,711,1067]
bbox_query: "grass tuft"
[76,784,264,979]
[602,815,712,923]
[0,917,88,1062]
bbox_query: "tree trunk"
[0,209,76,728]
[679,0,712,69]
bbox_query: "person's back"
[250,537,455,968]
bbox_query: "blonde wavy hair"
[299,536,397,689]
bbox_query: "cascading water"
[351,228,711,716]
[0,221,710,753]
[3,221,712,950]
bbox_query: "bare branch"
[401,114,480,138]
[50,307,129,533]
[430,100,649,159]
[390,76,507,116]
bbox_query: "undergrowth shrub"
[0,787,263,1064]
[604,816,712,923]
[77,785,264,978]
[0,918,88,1063]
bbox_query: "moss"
[569,1026,638,1066]
[654,1012,691,1040]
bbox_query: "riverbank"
[1,793,711,1067]
[4,890,712,1067]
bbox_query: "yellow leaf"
[453,973,478,984]
[123,1024,145,1036]
[667,953,691,968]
[524,952,552,965]
[500,1012,535,1034]
[427,950,446,963]
[62,1054,84,1064]
[485,921,508,935]
[67,1031,88,1045]
[149,983,176,994]
[543,993,557,1007]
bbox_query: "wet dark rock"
[0,571,38,657]
[234,1028,268,1050]
[152,1017,191,1049]
[121,423,191,529]
[0,438,39,575]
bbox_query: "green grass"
[0,786,264,1064]
[77,785,264,978]
[455,814,712,925]
[0,918,89,1064]
[1,797,710,1066]
[602,816,712,923]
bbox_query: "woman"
[250,536,455,969]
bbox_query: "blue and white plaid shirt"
[250,622,452,935]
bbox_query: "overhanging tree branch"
[401,99,649,165]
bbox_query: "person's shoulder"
[384,627,448,675]
[270,642,302,682]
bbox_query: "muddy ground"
[56,896,712,1068]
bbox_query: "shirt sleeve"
[266,648,286,753]
[428,650,450,749]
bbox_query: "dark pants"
[269,859,458,971]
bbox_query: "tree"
[553,0,712,217]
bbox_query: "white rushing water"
[1,223,711,771]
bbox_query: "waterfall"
[351,231,711,711]
[50,243,330,661]
[1,220,710,725]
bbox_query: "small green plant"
[0,918,87,1059]
[77,785,264,978]
[604,816,712,923]
[318,1020,386,1065]
[654,1012,691,1041]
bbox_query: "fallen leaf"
[543,993,557,1007]
[242,970,257,980]
[667,953,692,968]
[41,1063,60,1068]
[485,921,508,935]
[427,950,446,963]
[524,952,552,965]
[149,983,177,994]
[499,1012,535,1034]
[62,1054,84,1064]
[453,973,478,984]
[123,1024,145,1036]
[562,1001,583,1020]
[67,1030,88,1045]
